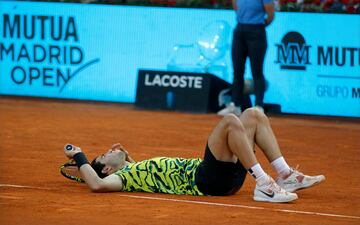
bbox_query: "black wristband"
[73,152,90,169]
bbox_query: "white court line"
[120,194,360,220]
[0,184,52,190]
[1,184,359,220]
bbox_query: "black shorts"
[195,144,247,196]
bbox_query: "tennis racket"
[59,159,85,183]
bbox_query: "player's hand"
[111,143,123,151]
[111,143,128,154]
[112,143,133,162]
[64,144,82,159]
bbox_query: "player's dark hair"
[91,157,107,178]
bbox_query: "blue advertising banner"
[0,1,359,117]
[267,13,360,117]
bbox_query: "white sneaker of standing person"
[254,176,298,203]
[276,166,326,193]
[254,105,264,113]
[217,102,241,116]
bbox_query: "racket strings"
[60,161,85,183]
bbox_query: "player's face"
[98,148,126,168]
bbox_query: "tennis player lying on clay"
[63,107,325,203]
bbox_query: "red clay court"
[0,97,359,225]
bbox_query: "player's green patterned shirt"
[115,157,204,195]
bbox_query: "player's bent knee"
[254,108,269,123]
[222,114,240,126]
[223,114,246,133]
[242,108,258,119]
[244,107,267,123]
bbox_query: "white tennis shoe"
[276,166,326,193]
[217,102,241,116]
[254,176,298,203]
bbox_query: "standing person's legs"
[246,26,267,108]
[231,24,252,111]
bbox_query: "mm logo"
[275,32,311,70]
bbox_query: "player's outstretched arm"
[78,164,123,192]
[64,145,123,192]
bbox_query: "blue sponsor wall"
[0,1,359,117]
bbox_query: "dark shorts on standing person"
[195,144,247,196]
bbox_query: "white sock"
[248,163,269,186]
[271,156,291,177]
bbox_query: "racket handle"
[65,144,75,151]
